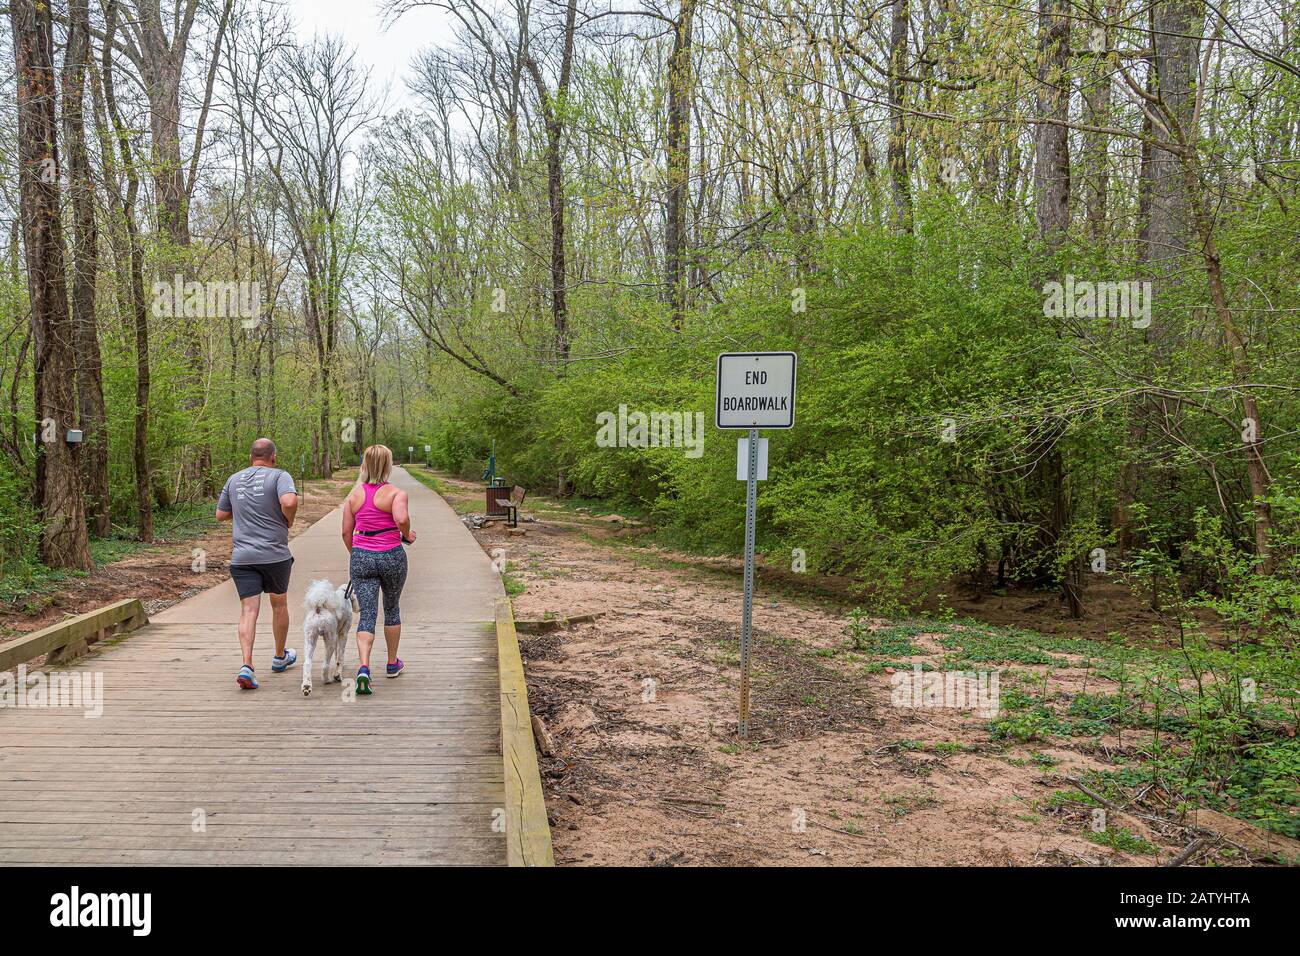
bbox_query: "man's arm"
[277,469,299,526]
[216,481,232,522]
[279,492,299,526]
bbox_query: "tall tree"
[522,0,579,364]
[664,0,696,326]
[93,0,153,542]
[63,0,110,538]
[107,0,235,496]
[258,37,376,477]
[11,0,93,570]
[886,0,912,233]
[1031,0,1080,616]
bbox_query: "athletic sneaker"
[271,648,298,672]
[237,664,258,690]
[356,665,372,695]
[386,658,405,678]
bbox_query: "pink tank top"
[352,482,401,551]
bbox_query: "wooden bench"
[0,599,148,671]
[494,485,527,528]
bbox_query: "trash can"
[486,478,509,517]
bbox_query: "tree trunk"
[886,0,912,233]
[62,0,110,538]
[1033,0,1080,616]
[1033,0,1071,245]
[1146,0,1199,356]
[1082,7,1111,240]
[123,0,234,499]
[11,0,93,570]
[524,0,577,365]
[1179,153,1275,570]
[664,0,695,327]
[97,0,153,542]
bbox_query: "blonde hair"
[358,444,393,485]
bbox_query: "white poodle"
[301,579,354,696]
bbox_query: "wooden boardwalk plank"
[0,467,518,866]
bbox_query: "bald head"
[250,438,277,464]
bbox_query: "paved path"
[0,467,507,865]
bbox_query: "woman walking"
[342,445,416,694]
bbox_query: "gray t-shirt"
[218,466,297,565]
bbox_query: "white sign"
[716,352,797,429]
[736,438,768,481]
[424,445,431,453]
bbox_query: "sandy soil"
[438,474,1256,867]
[1,474,354,640]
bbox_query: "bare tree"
[257,36,377,477]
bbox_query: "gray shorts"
[230,558,293,599]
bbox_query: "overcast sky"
[284,0,455,110]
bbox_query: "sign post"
[715,352,797,740]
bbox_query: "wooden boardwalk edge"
[495,596,555,867]
[0,599,148,672]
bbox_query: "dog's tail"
[344,579,360,613]
[304,578,339,613]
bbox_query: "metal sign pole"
[717,351,796,742]
[739,426,759,740]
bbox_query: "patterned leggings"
[349,545,408,633]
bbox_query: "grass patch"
[1084,827,1158,855]
[846,612,925,656]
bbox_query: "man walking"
[216,438,299,688]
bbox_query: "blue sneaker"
[356,665,372,696]
[272,648,297,672]
[386,658,405,678]
[237,664,258,689]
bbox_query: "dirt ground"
[1,474,354,641]
[437,474,1274,867]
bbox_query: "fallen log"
[515,611,606,634]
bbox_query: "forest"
[0,0,1296,842]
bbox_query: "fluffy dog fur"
[301,579,353,696]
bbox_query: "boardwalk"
[0,467,512,865]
